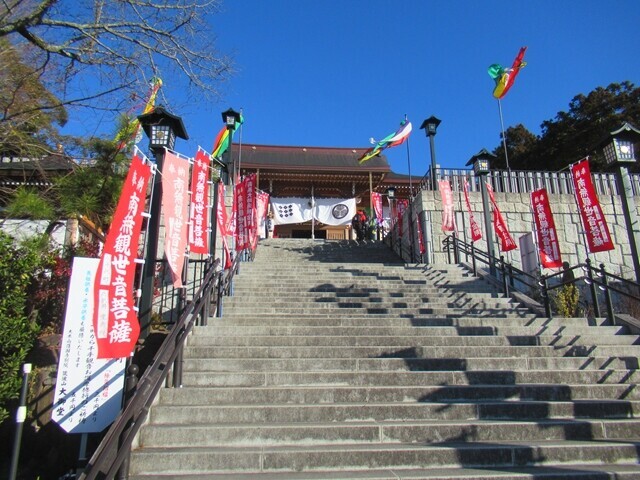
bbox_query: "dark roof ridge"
[235,143,371,153]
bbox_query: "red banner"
[235,173,256,251]
[571,158,614,253]
[188,148,211,255]
[216,182,232,269]
[416,215,426,255]
[396,199,408,237]
[486,183,517,252]
[531,189,562,268]
[463,179,482,242]
[93,153,151,359]
[162,152,190,287]
[253,191,270,249]
[372,192,383,224]
[438,180,455,232]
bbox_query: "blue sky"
[69,1,640,176]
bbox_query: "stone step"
[179,369,639,388]
[139,417,640,448]
[180,357,640,373]
[198,322,626,337]
[129,441,640,476]
[158,384,640,405]
[183,344,640,359]
[129,464,640,480]
[147,401,640,426]
[187,334,640,347]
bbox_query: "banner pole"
[497,99,511,173]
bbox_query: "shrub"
[553,283,581,318]
[0,232,46,422]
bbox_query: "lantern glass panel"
[615,138,635,162]
[603,142,617,165]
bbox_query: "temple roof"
[233,144,390,172]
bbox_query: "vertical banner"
[162,151,190,287]
[253,191,270,249]
[571,158,614,253]
[486,182,517,252]
[54,257,125,432]
[93,152,151,359]
[416,215,426,255]
[234,178,247,250]
[396,199,409,237]
[531,189,563,268]
[463,179,482,242]
[216,181,232,269]
[235,173,256,251]
[438,179,456,232]
[372,192,383,224]
[189,148,211,255]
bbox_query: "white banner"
[314,198,356,226]
[53,257,125,433]
[271,197,313,225]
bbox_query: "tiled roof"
[232,144,390,172]
[0,154,77,171]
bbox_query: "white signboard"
[52,257,126,433]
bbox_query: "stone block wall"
[411,189,639,280]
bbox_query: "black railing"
[78,252,244,480]
[443,234,640,322]
[417,166,636,196]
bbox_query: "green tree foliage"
[0,232,50,422]
[0,38,67,157]
[54,138,128,231]
[492,124,539,170]
[494,82,640,172]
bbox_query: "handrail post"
[116,363,139,480]
[471,242,477,276]
[585,259,601,317]
[540,275,552,319]
[172,327,184,388]
[216,272,224,317]
[500,256,508,296]
[453,233,459,264]
[601,263,616,324]
[446,236,452,264]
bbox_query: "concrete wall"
[409,189,640,280]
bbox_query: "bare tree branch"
[0,0,233,126]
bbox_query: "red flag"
[463,179,482,242]
[93,152,151,359]
[235,173,257,251]
[486,183,517,252]
[531,188,562,268]
[162,151,190,287]
[438,180,456,232]
[371,192,383,224]
[253,191,270,250]
[189,148,211,255]
[570,158,614,253]
[396,199,408,237]
[416,215,426,255]
[216,181,232,269]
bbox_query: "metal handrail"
[78,255,239,480]
[442,234,640,321]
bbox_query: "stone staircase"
[129,238,640,479]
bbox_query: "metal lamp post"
[467,148,497,276]
[221,108,241,185]
[386,186,396,250]
[600,122,640,283]
[420,116,441,191]
[137,106,189,341]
